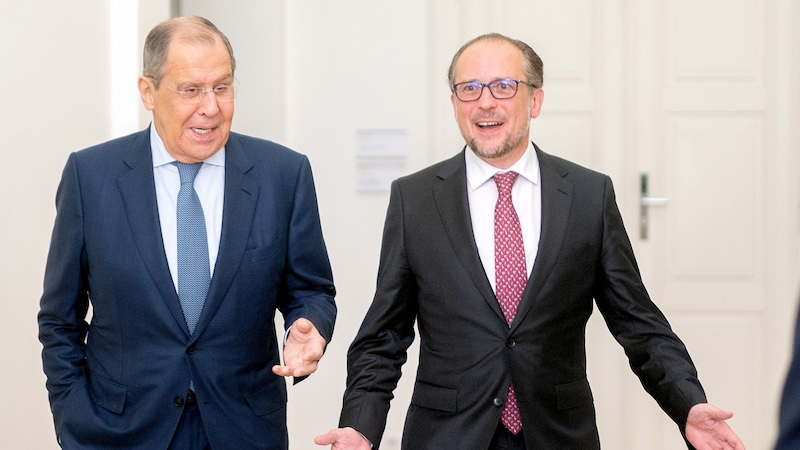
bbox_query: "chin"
[470,142,512,160]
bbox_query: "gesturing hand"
[272,318,326,378]
[314,427,372,449]
[685,403,745,450]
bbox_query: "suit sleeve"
[276,155,337,346]
[37,152,91,431]
[777,299,800,449]
[592,176,706,443]
[338,180,418,448]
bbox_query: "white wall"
[2,2,113,448]
[0,2,169,448]
[283,4,432,447]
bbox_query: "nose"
[197,89,221,115]
[476,86,498,108]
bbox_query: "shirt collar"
[465,140,540,191]
[149,123,226,168]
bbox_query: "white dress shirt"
[150,124,225,289]
[465,141,542,292]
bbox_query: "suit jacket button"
[173,396,185,407]
[493,397,504,407]
[506,339,516,348]
[186,344,197,354]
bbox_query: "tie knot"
[174,161,203,185]
[494,171,519,196]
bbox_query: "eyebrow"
[175,75,234,88]
[455,77,520,84]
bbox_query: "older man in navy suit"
[38,16,336,449]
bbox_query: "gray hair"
[142,16,236,88]
[447,33,543,89]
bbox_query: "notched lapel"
[117,131,187,333]
[513,148,573,329]
[433,152,505,322]
[191,142,259,339]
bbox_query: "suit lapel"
[191,135,259,339]
[433,150,505,322]
[512,145,573,330]
[117,129,188,333]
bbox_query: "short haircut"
[142,16,236,88]
[447,33,543,89]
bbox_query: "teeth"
[478,122,500,127]
[193,128,212,135]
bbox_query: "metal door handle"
[641,197,669,207]
[640,173,668,239]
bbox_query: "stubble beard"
[467,126,529,161]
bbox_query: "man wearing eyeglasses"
[38,16,336,449]
[316,34,742,450]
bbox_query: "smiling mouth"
[477,121,502,128]
[192,127,214,135]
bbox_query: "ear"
[529,88,545,119]
[450,93,458,120]
[138,76,156,111]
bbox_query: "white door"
[621,1,798,448]
[432,1,800,448]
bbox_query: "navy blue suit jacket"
[38,128,336,449]
[777,296,800,449]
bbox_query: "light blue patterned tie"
[174,161,210,335]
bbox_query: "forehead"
[163,35,232,79]
[454,40,525,82]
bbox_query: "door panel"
[635,1,771,446]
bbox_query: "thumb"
[292,318,313,335]
[314,430,336,445]
[703,403,734,420]
[713,408,734,420]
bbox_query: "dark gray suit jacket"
[339,144,705,449]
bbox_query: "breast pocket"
[554,242,598,265]
[241,236,285,266]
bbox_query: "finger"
[287,343,322,365]
[301,344,325,362]
[273,361,319,377]
[272,364,293,377]
[292,361,319,377]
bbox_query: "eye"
[213,85,230,94]
[182,87,201,96]
[460,82,480,92]
[494,80,514,91]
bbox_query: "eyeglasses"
[161,83,237,104]
[451,78,535,102]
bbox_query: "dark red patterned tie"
[494,171,526,435]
